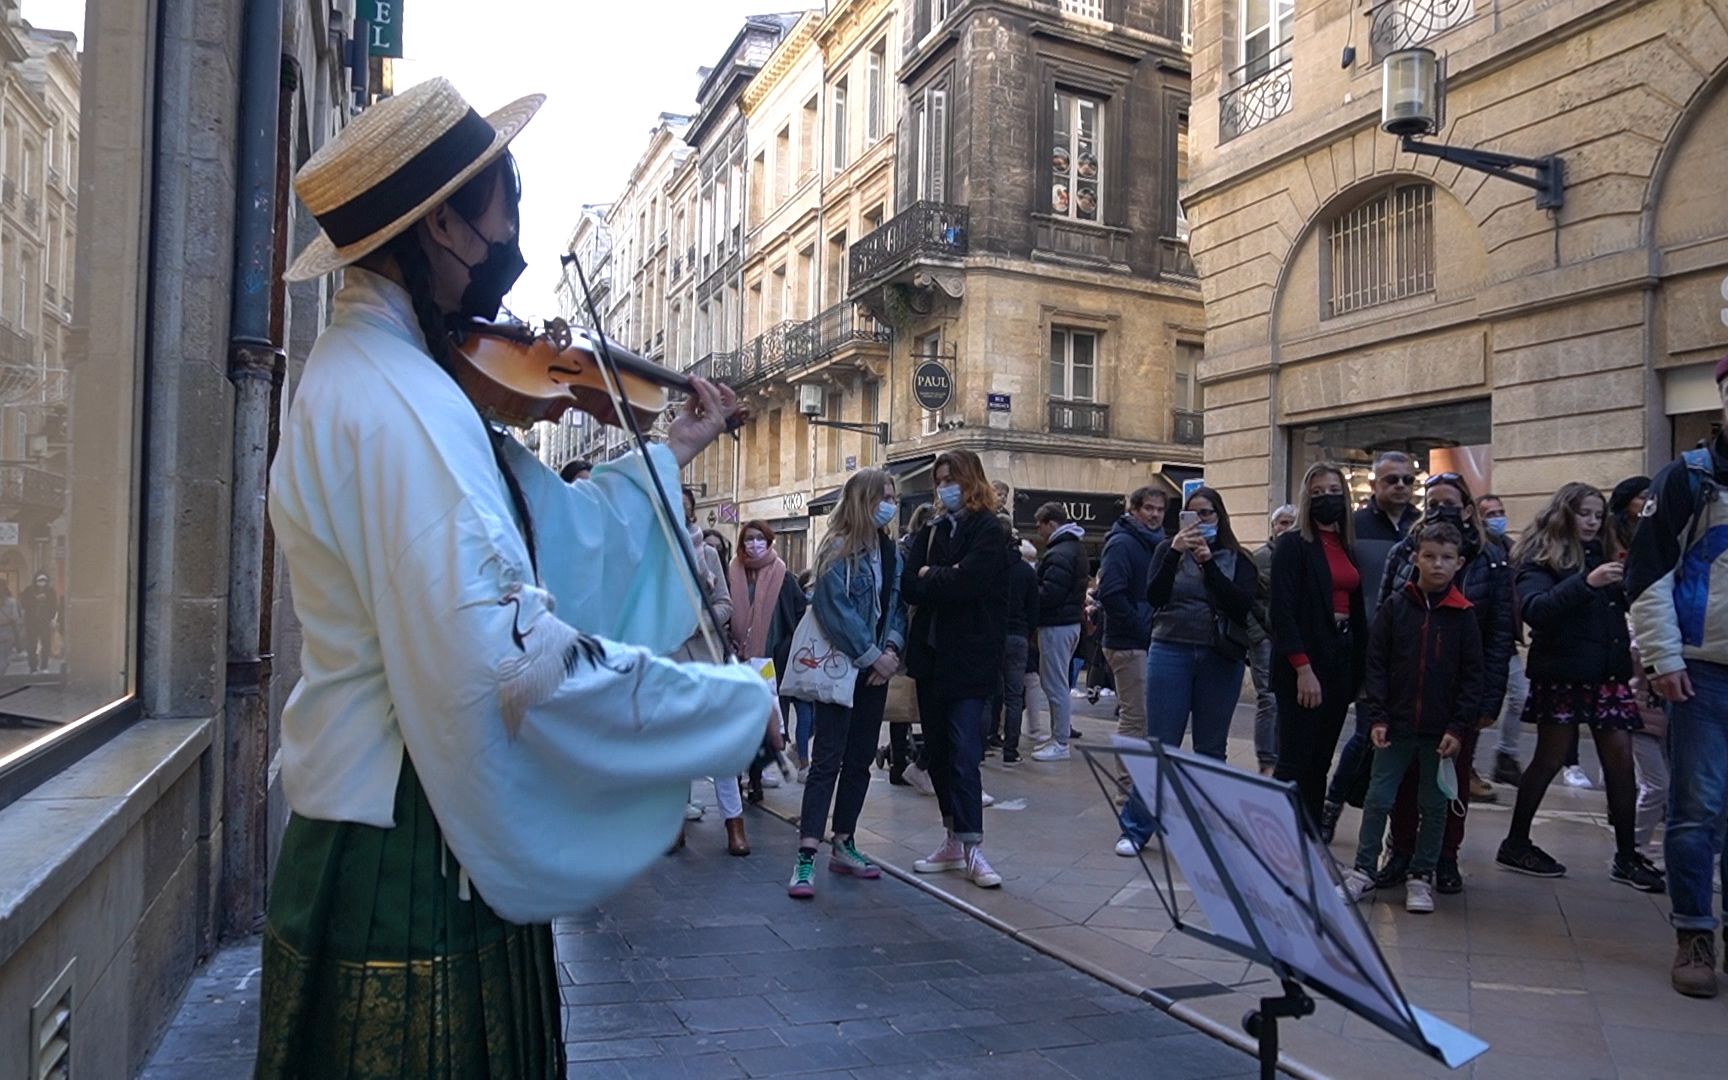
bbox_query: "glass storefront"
[0,0,145,774]
[1287,399,1493,507]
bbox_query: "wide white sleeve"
[368,434,772,923]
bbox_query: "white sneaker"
[1337,868,1377,904]
[1115,837,1141,858]
[966,847,1003,888]
[1561,765,1594,789]
[761,770,782,789]
[1405,875,1436,914]
[905,764,937,796]
[914,836,967,873]
[796,766,809,783]
[981,791,996,808]
[684,802,705,821]
[1032,743,1071,762]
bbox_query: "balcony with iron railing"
[1219,40,1294,144]
[847,201,969,300]
[1048,399,1110,438]
[1173,408,1203,446]
[0,318,34,368]
[802,302,891,367]
[686,349,742,386]
[736,320,810,389]
[1369,0,1475,61]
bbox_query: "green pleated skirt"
[254,756,564,1079]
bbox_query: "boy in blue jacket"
[1338,522,1484,914]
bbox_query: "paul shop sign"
[1012,489,1127,534]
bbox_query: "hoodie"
[1036,523,1091,627]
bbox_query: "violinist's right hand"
[667,378,738,466]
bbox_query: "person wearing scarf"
[728,519,809,800]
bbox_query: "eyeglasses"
[1383,474,1417,487]
[1424,472,1464,489]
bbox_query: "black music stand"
[1084,741,1487,1079]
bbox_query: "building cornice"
[742,12,821,117]
[816,0,895,61]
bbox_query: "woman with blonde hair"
[1496,483,1663,891]
[902,450,1014,888]
[786,469,907,898]
[1271,462,1368,827]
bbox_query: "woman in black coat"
[901,450,1012,889]
[1270,463,1369,828]
[1496,483,1663,891]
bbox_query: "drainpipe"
[222,0,286,941]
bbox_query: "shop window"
[0,0,149,799]
[1287,399,1492,508]
[1326,183,1435,318]
[1051,90,1103,223]
[1049,327,1097,402]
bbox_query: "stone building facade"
[1186,0,1728,538]
[849,0,1202,552]
[0,0,361,1075]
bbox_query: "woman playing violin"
[256,79,772,1079]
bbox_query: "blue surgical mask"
[938,484,963,513]
[1198,524,1218,542]
[873,500,897,528]
[1485,516,1508,537]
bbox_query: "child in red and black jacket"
[1338,522,1484,914]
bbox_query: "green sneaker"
[829,839,881,879]
[787,852,816,899]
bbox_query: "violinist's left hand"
[667,377,738,467]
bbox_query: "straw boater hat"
[284,78,544,282]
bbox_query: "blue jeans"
[1119,642,1245,847]
[793,699,815,764]
[1667,660,1728,932]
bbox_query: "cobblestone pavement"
[747,694,1728,1080]
[140,804,1257,1079]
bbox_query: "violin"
[451,317,746,433]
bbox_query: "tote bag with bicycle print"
[780,608,857,707]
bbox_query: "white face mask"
[743,539,769,559]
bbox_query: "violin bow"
[561,252,734,666]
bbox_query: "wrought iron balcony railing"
[1173,408,1204,446]
[805,301,891,363]
[1369,0,1474,62]
[0,318,34,367]
[737,320,810,388]
[1219,42,1294,144]
[687,349,742,386]
[1048,399,1110,438]
[848,201,969,291]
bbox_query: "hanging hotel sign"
[913,360,953,411]
[362,0,404,58]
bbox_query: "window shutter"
[929,88,948,203]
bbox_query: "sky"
[390,0,818,315]
[22,0,815,314]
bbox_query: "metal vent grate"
[31,959,74,1080]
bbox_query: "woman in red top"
[1270,463,1370,827]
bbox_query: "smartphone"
[1179,510,1200,531]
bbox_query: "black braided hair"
[367,163,541,577]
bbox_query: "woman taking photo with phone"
[902,450,1014,889]
[1495,483,1665,891]
[1115,487,1258,855]
[1271,463,1369,827]
[787,470,906,898]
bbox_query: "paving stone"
[727,1039,872,1077]
[669,994,786,1034]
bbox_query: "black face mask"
[1312,493,1347,526]
[1426,503,1464,525]
[448,212,527,321]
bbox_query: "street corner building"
[1185,0,1728,536]
[539,0,1206,568]
[0,0,378,1075]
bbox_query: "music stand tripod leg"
[1243,978,1314,1080]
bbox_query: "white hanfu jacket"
[268,268,772,923]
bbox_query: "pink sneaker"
[966,847,1002,888]
[913,836,966,873]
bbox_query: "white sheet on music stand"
[1118,748,1251,945]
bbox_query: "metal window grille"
[1062,0,1105,18]
[1327,184,1434,317]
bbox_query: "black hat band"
[315,107,497,247]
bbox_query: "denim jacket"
[813,532,907,669]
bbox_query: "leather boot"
[1672,930,1718,998]
[725,817,750,857]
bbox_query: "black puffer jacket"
[1378,532,1516,718]
[902,510,1014,700]
[1360,583,1485,739]
[1518,543,1632,684]
[1037,527,1090,627]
